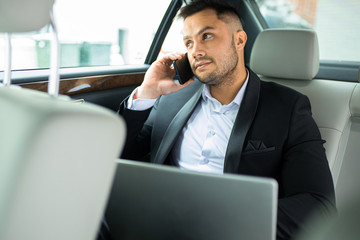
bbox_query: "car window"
[0,0,170,71]
[254,0,360,63]
[160,15,187,58]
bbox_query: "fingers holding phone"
[137,53,194,99]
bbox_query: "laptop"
[105,159,278,240]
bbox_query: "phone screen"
[173,53,193,84]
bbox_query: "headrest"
[250,29,319,80]
[0,0,54,32]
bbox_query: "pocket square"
[244,140,269,152]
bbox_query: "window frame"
[145,0,183,64]
[0,65,149,85]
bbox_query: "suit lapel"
[152,85,204,164]
[224,71,261,173]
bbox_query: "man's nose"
[191,42,206,59]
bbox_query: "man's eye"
[185,41,193,48]
[203,33,212,40]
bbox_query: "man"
[118,0,336,239]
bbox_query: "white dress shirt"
[127,71,249,174]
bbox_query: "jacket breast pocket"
[240,145,279,177]
[242,146,276,155]
[242,140,275,155]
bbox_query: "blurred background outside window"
[0,0,170,71]
[255,0,360,62]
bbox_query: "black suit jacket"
[119,69,336,239]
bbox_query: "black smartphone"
[173,53,193,84]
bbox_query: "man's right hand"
[136,53,195,99]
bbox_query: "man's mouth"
[195,61,212,70]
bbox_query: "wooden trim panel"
[20,73,144,96]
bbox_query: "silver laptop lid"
[105,159,278,240]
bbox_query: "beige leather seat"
[250,29,360,212]
[0,1,126,239]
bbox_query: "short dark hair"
[178,0,242,27]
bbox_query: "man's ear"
[234,30,247,50]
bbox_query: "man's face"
[182,9,239,85]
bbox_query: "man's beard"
[194,38,239,86]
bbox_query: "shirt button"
[209,130,215,136]
[199,156,209,164]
